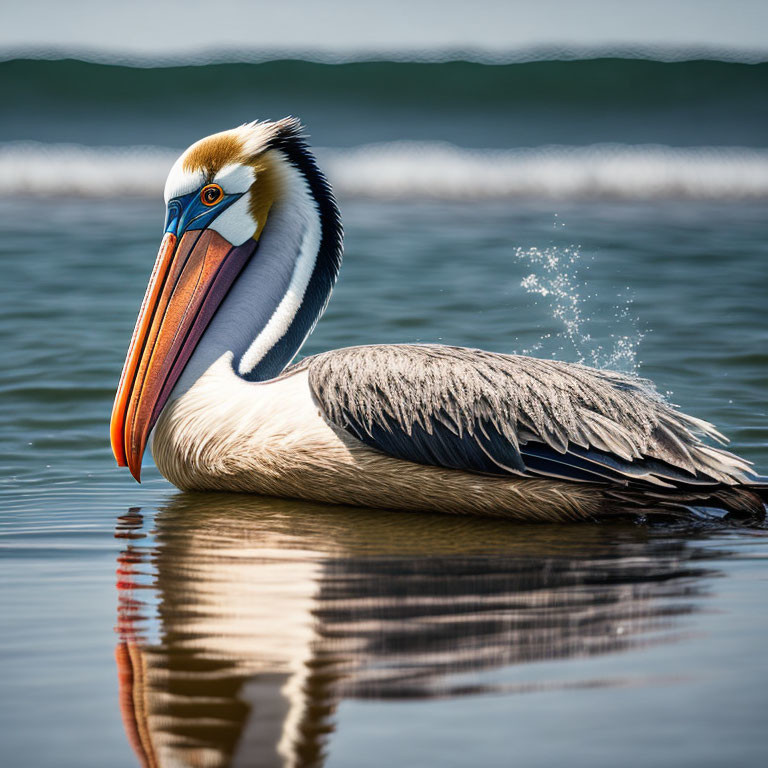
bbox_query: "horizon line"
[2,43,768,67]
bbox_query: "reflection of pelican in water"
[115,494,718,767]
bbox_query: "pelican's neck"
[172,138,342,399]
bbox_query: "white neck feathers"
[237,156,322,375]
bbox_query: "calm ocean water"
[1,56,767,767]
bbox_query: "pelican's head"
[110,118,342,481]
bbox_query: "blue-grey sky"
[2,0,767,56]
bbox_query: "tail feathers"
[738,477,768,511]
[710,486,767,517]
[606,482,767,523]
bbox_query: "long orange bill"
[110,229,258,481]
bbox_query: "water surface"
[1,52,768,767]
[1,193,766,766]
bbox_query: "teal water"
[1,54,768,767]
[1,194,767,766]
[2,58,767,147]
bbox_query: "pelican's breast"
[152,354,357,493]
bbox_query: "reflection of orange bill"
[115,642,154,768]
[110,229,258,480]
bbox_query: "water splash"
[514,243,644,374]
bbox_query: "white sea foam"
[2,141,768,201]
[0,143,177,197]
[325,143,768,201]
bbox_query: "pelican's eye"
[200,183,224,207]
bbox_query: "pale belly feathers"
[152,355,605,521]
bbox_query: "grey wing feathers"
[303,344,754,488]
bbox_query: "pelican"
[110,118,767,522]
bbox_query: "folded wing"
[301,344,755,489]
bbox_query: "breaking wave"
[3,141,768,201]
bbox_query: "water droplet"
[513,242,643,373]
